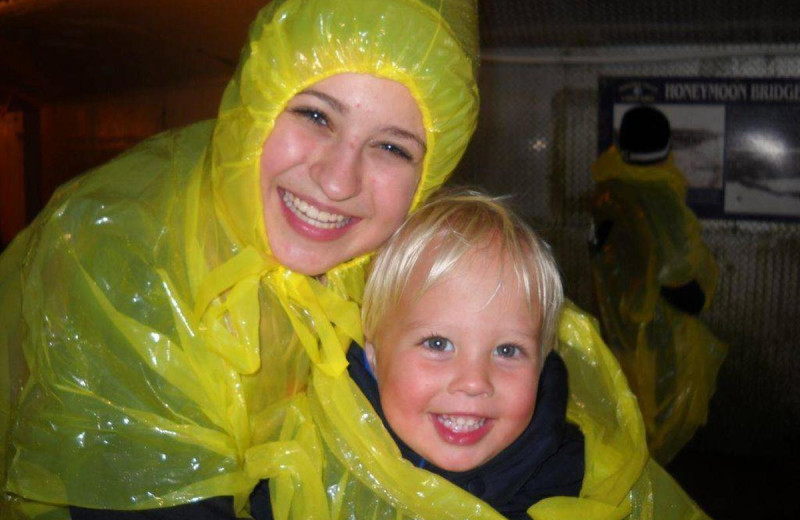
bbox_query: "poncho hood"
[209,0,479,283]
[187,0,480,377]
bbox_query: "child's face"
[366,246,542,472]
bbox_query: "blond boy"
[346,189,584,518]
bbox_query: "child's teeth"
[437,414,486,433]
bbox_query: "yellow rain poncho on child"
[286,301,712,520]
[589,144,728,464]
[1,0,707,518]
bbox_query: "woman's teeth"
[437,414,486,433]
[283,191,351,229]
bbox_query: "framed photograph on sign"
[599,77,800,221]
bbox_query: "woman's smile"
[280,188,356,236]
[259,73,425,276]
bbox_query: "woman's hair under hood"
[209,0,481,270]
[362,188,565,361]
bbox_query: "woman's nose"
[447,359,494,398]
[309,139,362,201]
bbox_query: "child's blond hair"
[362,188,564,361]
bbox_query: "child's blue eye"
[421,336,454,352]
[495,344,521,358]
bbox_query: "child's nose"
[447,360,494,398]
[309,139,362,201]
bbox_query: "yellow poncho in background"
[590,147,728,464]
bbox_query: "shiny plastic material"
[0,0,478,516]
[1,0,707,516]
[244,302,710,519]
[589,147,728,464]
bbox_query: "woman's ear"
[365,341,377,376]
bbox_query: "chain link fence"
[452,45,800,460]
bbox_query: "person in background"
[589,105,728,464]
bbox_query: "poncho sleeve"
[0,123,274,517]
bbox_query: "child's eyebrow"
[400,317,439,330]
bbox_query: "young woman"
[0,0,479,517]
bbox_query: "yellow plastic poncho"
[0,0,478,516]
[589,147,728,464]
[269,302,711,519]
[0,0,708,517]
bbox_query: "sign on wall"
[599,77,800,221]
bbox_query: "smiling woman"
[260,74,426,276]
[0,0,479,518]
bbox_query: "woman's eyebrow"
[297,89,348,114]
[298,88,426,152]
[383,126,427,153]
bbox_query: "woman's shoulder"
[60,120,214,203]
[30,120,215,243]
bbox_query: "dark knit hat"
[618,105,671,164]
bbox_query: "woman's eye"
[421,336,453,352]
[292,107,329,127]
[379,142,413,162]
[495,344,521,358]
